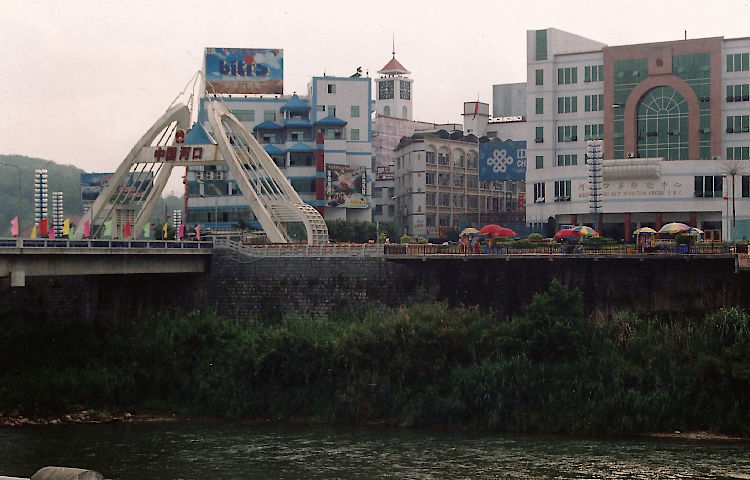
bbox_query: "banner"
[204,48,283,94]
[479,140,527,181]
[326,164,367,208]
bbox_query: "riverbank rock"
[31,467,103,480]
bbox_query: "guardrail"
[0,237,214,250]
[214,238,384,257]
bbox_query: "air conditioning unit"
[712,156,721,160]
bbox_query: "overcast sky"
[2,0,750,193]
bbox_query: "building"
[393,131,524,239]
[488,28,750,241]
[187,74,373,231]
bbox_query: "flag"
[178,223,184,239]
[472,98,479,120]
[162,222,168,239]
[83,220,91,238]
[143,224,150,238]
[195,224,201,241]
[123,221,131,238]
[104,220,112,237]
[39,218,48,236]
[48,226,55,239]
[10,216,18,237]
[31,225,37,238]
[62,218,70,236]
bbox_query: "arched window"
[402,106,408,119]
[636,86,689,160]
[383,106,391,117]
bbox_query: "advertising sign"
[479,139,527,181]
[204,48,283,95]
[326,164,367,208]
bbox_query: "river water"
[0,422,749,479]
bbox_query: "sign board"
[326,164,367,208]
[204,48,283,94]
[479,139,527,181]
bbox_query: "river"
[0,423,749,479]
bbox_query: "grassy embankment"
[1,280,748,435]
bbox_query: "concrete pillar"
[570,215,578,226]
[690,211,697,228]
[624,213,632,242]
[655,212,663,230]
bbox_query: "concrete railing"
[0,237,213,250]
[214,238,384,258]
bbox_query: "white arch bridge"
[74,101,328,245]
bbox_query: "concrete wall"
[1,250,748,324]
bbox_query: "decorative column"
[655,212,663,231]
[689,211,697,228]
[624,213,632,242]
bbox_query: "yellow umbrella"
[634,227,658,235]
[460,227,479,236]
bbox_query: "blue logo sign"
[479,140,526,181]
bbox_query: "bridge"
[0,238,213,287]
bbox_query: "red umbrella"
[554,228,583,239]
[479,224,517,237]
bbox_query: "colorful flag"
[39,218,48,236]
[48,226,55,239]
[103,220,113,237]
[143,224,150,238]
[472,95,479,120]
[162,222,168,239]
[195,224,201,241]
[178,223,184,239]
[10,216,18,237]
[31,225,37,239]
[62,218,70,236]
[83,220,91,238]
[123,221,131,238]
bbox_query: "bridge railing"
[0,237,214,250]
[214,238,384,258]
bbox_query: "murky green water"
[0,423,748,479]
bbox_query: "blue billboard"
[204,48,283,94]
[479,140,527,181]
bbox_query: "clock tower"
[375,49,412,120]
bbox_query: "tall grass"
[1,280,749,434]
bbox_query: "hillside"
[0,154,185,235]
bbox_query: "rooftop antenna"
[684,30,687,40]
[392,32,396,58]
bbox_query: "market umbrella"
[633,227,658,235]
[687,227,704,236]
[572,225,598,237]
[460,227,479,236]
[658,222,691,234]
[479,224,517,237]
[554,228,581,239]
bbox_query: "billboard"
[81,172,153,203]
[326,164,367,208]
[204,48,283,95]
[479,139,527,181]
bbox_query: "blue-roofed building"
[187,73,374,232]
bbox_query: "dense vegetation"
[1,281,748,435]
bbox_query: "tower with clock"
[375,48,412,120]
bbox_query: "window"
[327,84,336,94]
[425,151,436,164]
[554,180,571,201]
[263,110,276,122]
[402,106,408,119]
[400,80,411,100]
[233,109,255,122]
[535,69,544,86]
[383,106,391,117]
[726,146,750,160]
[535,126,544,143]
[536,97,544,114]
[726,84,750,102]
[585,123,604,140]
[536,155,544,169]
[557,154,578,166]
[467,153,478,169]
[425,172,435,185]
[317,105,325,112]
[327,105,336,117]
[467,176,478,188]
[454,154,464,167]
[351,105,360,117]
[439,193,450,206]
[694,175,723,197]
[351,129,360,141]
[727,115,750,133]
[743,176,750,198]
[535,29,547,61]
[467,195,478,208]
[557,96,577,113]
[426,193,436,206]
[557,67,577,85]
[438,153,450,166]
[290,178,316,193]
[453,195,465,207]
[585,94,604,111]
[727,53,750,72]
[438,173,450,186]
[557,125,578,142]
[453,173,465,187]
[584,65,604,82]
[533,182,545,203]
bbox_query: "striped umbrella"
[572,225,598,237]
[658,222,691,234]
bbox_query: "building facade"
[393,132,524,239]
[187,74,373,231]
[519,28,750,240]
